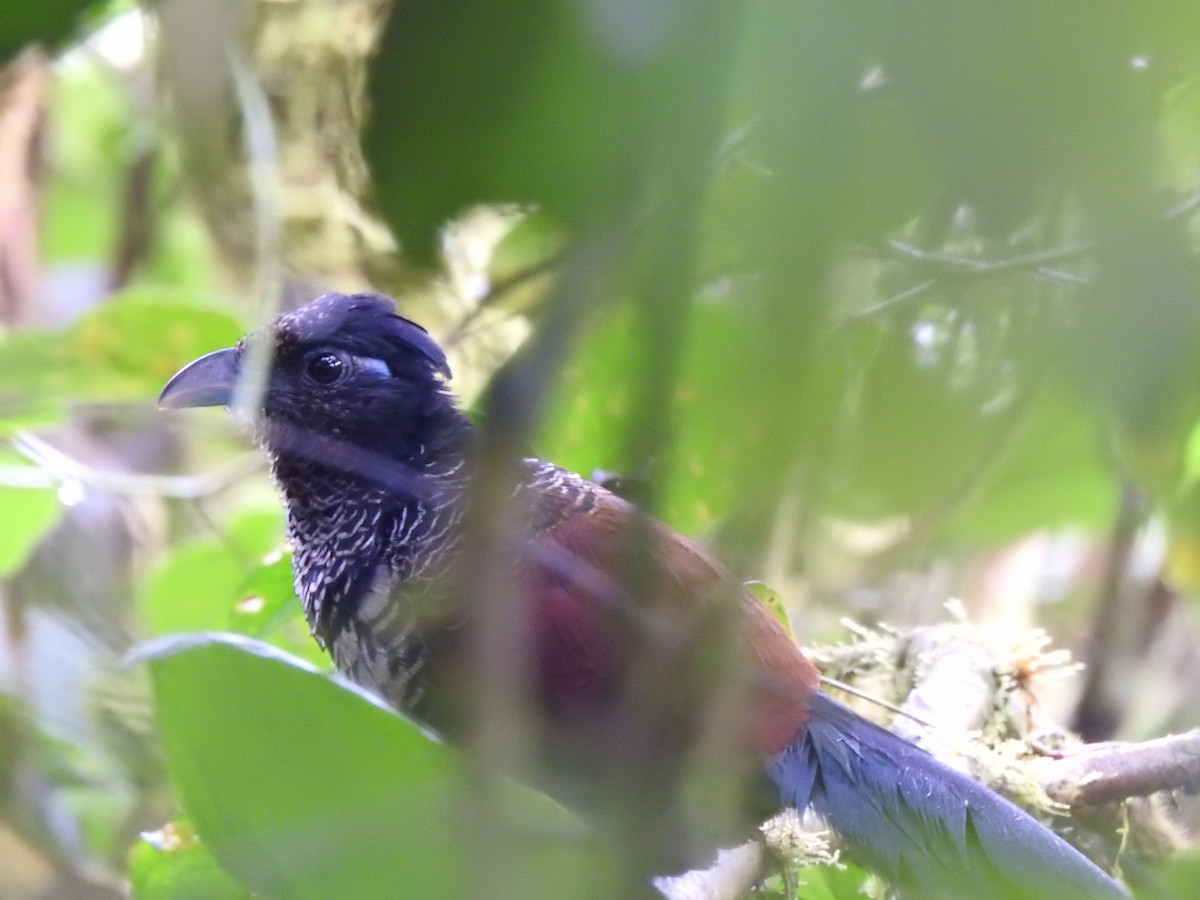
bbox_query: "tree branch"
[654,616,1200,900]
[1039,731,1200,808]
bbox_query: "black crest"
[273,292,451,380]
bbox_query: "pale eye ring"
[305,352,346,385]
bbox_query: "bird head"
[160,293,466,465]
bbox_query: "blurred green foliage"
[128,821,248,900]
[0,449,59,576]
[2,1,1200,898]
[0,293,244,429]
[367,0,1200,562]
[0,0,112,62]
[141,635,594,899]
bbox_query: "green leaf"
[0,292,244,426]
[533,307,636,497]
[230,549,299,634]
[142,538,244,635]
[142,509,284,636]
[1140,847,1200,898]
[130,822,248,900]
[228,547,329,667]
[793,863,874,900]
[744,582,793,637]
[532,302,737,535]
[43,51,130,264]
[0,450,60,577]
[365,2,742,265]
[947,391,1118,543]
[364,2,621,263]
[142,634,594,899]
[143,507,327,665]
[71,290,244,388]
[828,322,1000,521]
[533,298,823,538]
[0,0,108,61]
[756,860,872,900]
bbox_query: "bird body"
[161,292,1127,899]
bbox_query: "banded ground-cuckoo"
[160,292,1127,899]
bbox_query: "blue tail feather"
[766,693,1127,899]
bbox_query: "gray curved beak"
[159,347,240,409]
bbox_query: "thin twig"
[443,248,567,347]
[818,674,937,729]
[226,48,283,416]
[1072,480,1146,742]
[849,185,1200,324]
[884,238,1093,276]
[4,431,261,498]
[859,381,1041,580]
[1163,186,1200,221]
[849,277,938,320]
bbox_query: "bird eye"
[305,352,346,385]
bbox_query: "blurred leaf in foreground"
[140,634,595,899]
[141,509,283,637]
[130,821,247,900]
[0,0,109,62]
[0,292,244,427]
[0,449,60,577]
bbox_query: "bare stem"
[1039,731,1200,808]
